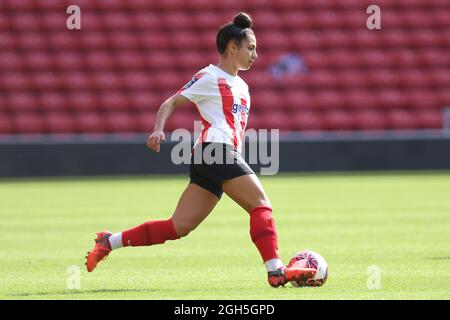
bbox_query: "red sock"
[122,218,179,247]
[249,206,280,262]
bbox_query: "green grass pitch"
[0,172,449,300]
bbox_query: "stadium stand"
[0,0,449,134]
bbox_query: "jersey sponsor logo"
[232,103,249,114]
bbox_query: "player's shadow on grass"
[10,288,153,297]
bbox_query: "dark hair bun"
[233,12,252,29]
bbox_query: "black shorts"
[189,142,254,199]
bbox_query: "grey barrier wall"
[0,131,450,177]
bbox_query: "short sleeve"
[178,72,215,104]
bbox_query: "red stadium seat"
[80,32,109,50]
[0,113,13,134]
[54,51,84,70]
[132,12,162,31]
[251,91,280,111]
[290,111,323,131]
[0,95,6,112]
[323,110,354,131]
[281,11,313,30]
[81,13,103,31]
[0,72,30,91]
[17,33,47,50]
[247,111,265,130]
[0,52,24,71]
[165,110,198,131]
[345,90,378,110]
[135,111,156,133]
[322,31,352,49]
[337,71,369,89]
[45,112,76,134]
[366,70,399,89]
[105,112,136,133]
[420,50,449,68]
[12,113,46,134]
[251,11,280,30]
[390,50,420,68]
[39,92,68,112]
[397,70,426,88]
[328,50,361,69]
[7,92,37,112]
[191,12,222,30]
[163,12,192,30]
[428,69,450,90]
[406,90,440,109]
[93,72,122,91]
[291,32,323,51]
[30,72,62,91]
[67,92,97,112]
[382,31,410,48]
[308,71,338,89]
[48,32,79,50]
[259,111,293,131]
[170,32,200,51]
[115,50,145,70]
[102,13,132,31]
[312,11,341,30]
[75,112,106,133]
[25,52,54,70]
[145,51,175,70]
[0,13,9,30]
[313,91,345,109]
[93,0,124,10]
[36,0,64,10]
[415,110,442,129]
[6,0,37,10]
[123,0,155,10]
[376,90,408,109]
[122,72,152,91]
[150,72,183,91]
[11,13,41,30]
[128,91,161,111]
[301,50,328,69]
[85,52,115,70]
[109,32,139,50]
[283,91,315,111]
[154,0,187,11]
[386,110,417,129]
[0,32,16,50]
[98,92,128,111]
[173,51,206,71]
[354,110,386,130]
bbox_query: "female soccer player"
[85,12,316,287]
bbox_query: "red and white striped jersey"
[178,64,250,153]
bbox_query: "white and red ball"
[287,250,328,287]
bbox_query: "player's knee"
[173,222,196,238]
[249,198,272,213]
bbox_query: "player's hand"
[146,130,165,152]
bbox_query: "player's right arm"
[146,93,191,153]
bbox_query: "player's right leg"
[85,183,219,272]
[222,174,316,287]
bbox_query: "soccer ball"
[287,250,328,287]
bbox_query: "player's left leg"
[222,174,316,287]
[85,183,219,272]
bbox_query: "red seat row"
[0,109,443,135]
[2,88,449,114]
